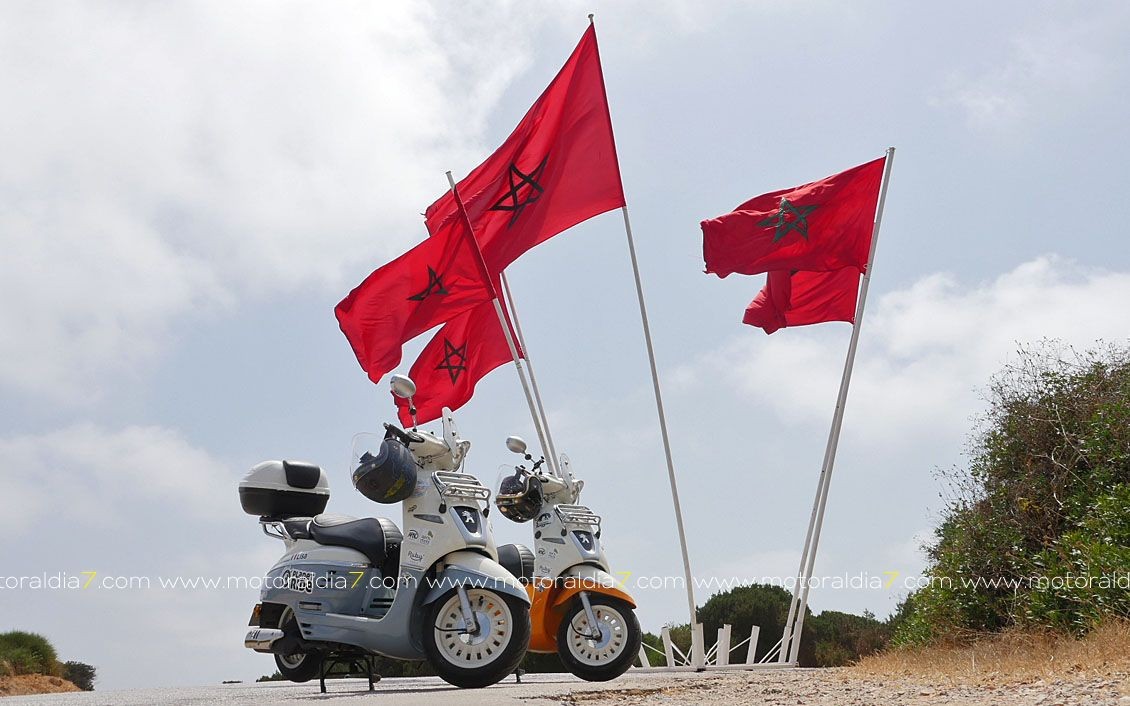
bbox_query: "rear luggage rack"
[432,471,491,501]
[555,504,601,529]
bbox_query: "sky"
[2,0,1129,691]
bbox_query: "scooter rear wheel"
[424,588,531,688]
[557,595,641,682]
[273,607,321,683]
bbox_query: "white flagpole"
[585,12,699,664]
[620,204,702,667]
[445,171,553,464]
[500,272,561,475]
[783,147,895,664]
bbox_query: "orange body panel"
[525,577,637,654]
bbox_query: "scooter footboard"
[423,550,532,606]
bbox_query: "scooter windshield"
[495,464,526,499]
[350,432,385,476]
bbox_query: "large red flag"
[335,225,494,384]
[425,25,625,271]
[702,157,885,278]
[743,268,860,335]
[395,301,515,426]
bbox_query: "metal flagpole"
[778,476,821,663]
[783,148,896,664]
[445,171,554,464]
[500,272,561,476]
[585,13,700,665]
[619,204,703,668]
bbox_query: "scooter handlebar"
[383,422,424,445]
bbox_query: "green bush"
[62,661,97,691]
[652,584,889,667]
[895,342,1130,645]
[0,632,60,676]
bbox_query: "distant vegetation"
[651,583,891,667]
[0,631,95,691]
[894,342,1130,645]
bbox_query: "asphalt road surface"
[7,668,1129,705]
[2,671,693,706]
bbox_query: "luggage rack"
[432,471,491,501]
[555,504,601,529]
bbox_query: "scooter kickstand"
[456,585,479,635]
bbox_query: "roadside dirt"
[545,669,1130,706]
[0,675,81,697]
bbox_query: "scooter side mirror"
[390,374,417,399]
[505,436,527,455]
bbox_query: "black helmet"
[352,438,418,504]
[495,471,542,523]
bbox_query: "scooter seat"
[498,543,534,583]
[282,517,312,539]
[309,514,402,575]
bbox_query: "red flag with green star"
[743,268,861,334]
[335,224,495,385]
[701,157,885,278]
[425,24,625,271]
[395,300,516,426]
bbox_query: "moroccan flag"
[743,268,860,335]
[395,301,515,426]
[702,157,885,278]
[335,225,494,385]
[425,25,625,271]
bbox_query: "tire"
[423,588,531,688]
[556,594,641,682]
[273,607,322,683]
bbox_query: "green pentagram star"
[757,197,818,243]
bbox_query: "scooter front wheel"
[424,588,531,688]
[557,595,642,682]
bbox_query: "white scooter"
[494,437,642,681]
[240,375,531,689]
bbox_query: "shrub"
[895,342,1130,645]
[0,632,60,676]
[62,661,97,691]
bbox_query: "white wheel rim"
[567,602,628,667]
[277,607,307,668]
[434,590,514,668]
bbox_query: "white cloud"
[930,12,1123,129]
[0,422,291,687]
[0,423,238,534]
[0,1,542,401]
[696,256,1130,447]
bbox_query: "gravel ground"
[4,668,1128,705]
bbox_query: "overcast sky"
[2,0,1129,691]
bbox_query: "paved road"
[8,668,1128,705]
[1,671,710,706]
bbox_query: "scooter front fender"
[550,564,636,610]
[423,550,532,607]
[526,564,637,653]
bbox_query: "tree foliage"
[895,342,1130,645]
[62,661,97,691]
[650,583,890,667]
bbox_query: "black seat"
[309,515,402,576]
[498,543,534,583]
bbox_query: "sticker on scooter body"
[280,568,315,594]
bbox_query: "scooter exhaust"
[244,628,285,653]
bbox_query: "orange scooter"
[494,437,641,681]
